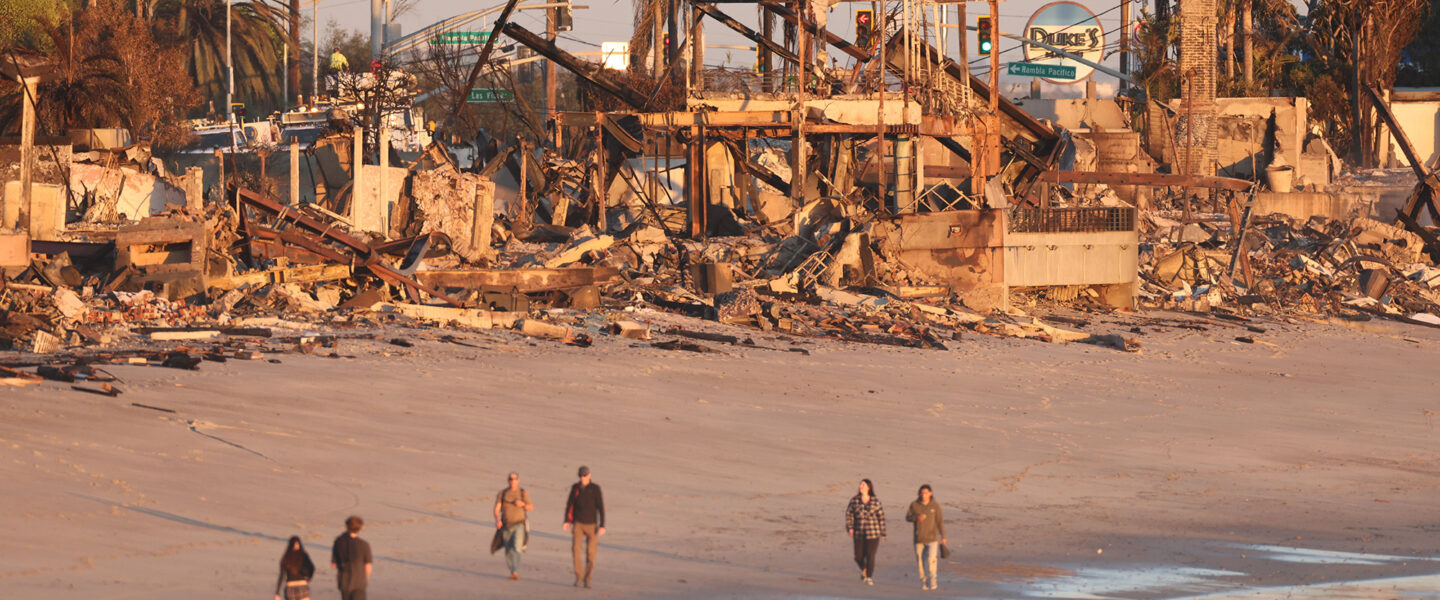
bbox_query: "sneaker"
[865,577,874,586]
[510,572,519,581]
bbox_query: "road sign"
[467,88,515,103]
[1008,61,1077,80]
[431,31,492,45]
[1023,1,1105,84]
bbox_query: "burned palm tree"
[152,0,283,115]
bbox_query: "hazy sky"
[320,0,1288,98]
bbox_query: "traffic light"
[557,3,573,32]
[662,31,671,48]
[976,16,993,56]
[855,9,874,50]
[755,46,767,74]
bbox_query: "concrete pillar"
[215,149,225,193]
[470,177,495,261]
[379,129,389,229]
[185,166,205,213]
[1030,79,1042,99]
[351,125,364,222]
[18,75,38,234]
[289,143,301,204]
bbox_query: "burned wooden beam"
[500,23,650,109]
[413,266,620,292]
[1041,170,1255,192]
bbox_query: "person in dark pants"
[274,536,315,600]
[562,465,605,588]
[845,478,886,585]
[331,515,372,600]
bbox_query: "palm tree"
[0,15,127,135]
[151,0,284,115]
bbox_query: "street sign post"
[431,31,492,45]
[467,88,515,103]
[1008,62,1077,80]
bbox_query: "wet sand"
[2,309,1438,599]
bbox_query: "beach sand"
[3,309,1438,599]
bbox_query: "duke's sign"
[1022,1,1105,84]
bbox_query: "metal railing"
[1009,207,1136,234]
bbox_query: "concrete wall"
[1252,191,1368,221]
[1004,231,1139,288]
[2,182,65,240]
[1011,98,1129,131]
[1387,99,1439,168]
[1184,97,1308,180]
[872,209,1007,310]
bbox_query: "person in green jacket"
[905,484,946,591]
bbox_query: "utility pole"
[1120,0,1130,85]
[547,5,559,148]
[227,0,234,122]
[313,0,319,100]
[370,0,383,60]
[289,0,300,106]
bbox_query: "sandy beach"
[3,309,1438,599]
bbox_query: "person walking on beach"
[563,465,605,588]
[845,478,885,585]
[274,536,315,600]
[905,484,946,591]
[494,471,534,580]
[331,516,372,600]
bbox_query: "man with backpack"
[493,472,534,580]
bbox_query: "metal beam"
[501,23,651,109]
[693,2,836,86]
[1041,170,1254,192]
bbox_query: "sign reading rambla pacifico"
[1023,1,1105,84]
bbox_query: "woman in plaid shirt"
[845,478,886,585]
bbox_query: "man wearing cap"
[494,472,533,580]
[562,466,605,588]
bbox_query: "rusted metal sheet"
[413,266,620,292]
[1040,170,1254,192]
[235,186,464,307]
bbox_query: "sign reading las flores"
[1022,1,1105,83]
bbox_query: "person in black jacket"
[274,536,315,600]
[331,516,373,600]
[562,465,605,588]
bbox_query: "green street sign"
[467,88,515,103]
[1008,62,1077,80]
[431,31,492,45]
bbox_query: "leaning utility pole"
[547,5,559,148]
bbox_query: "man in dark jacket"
[331,515,373,600]
[562,465,605,588]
